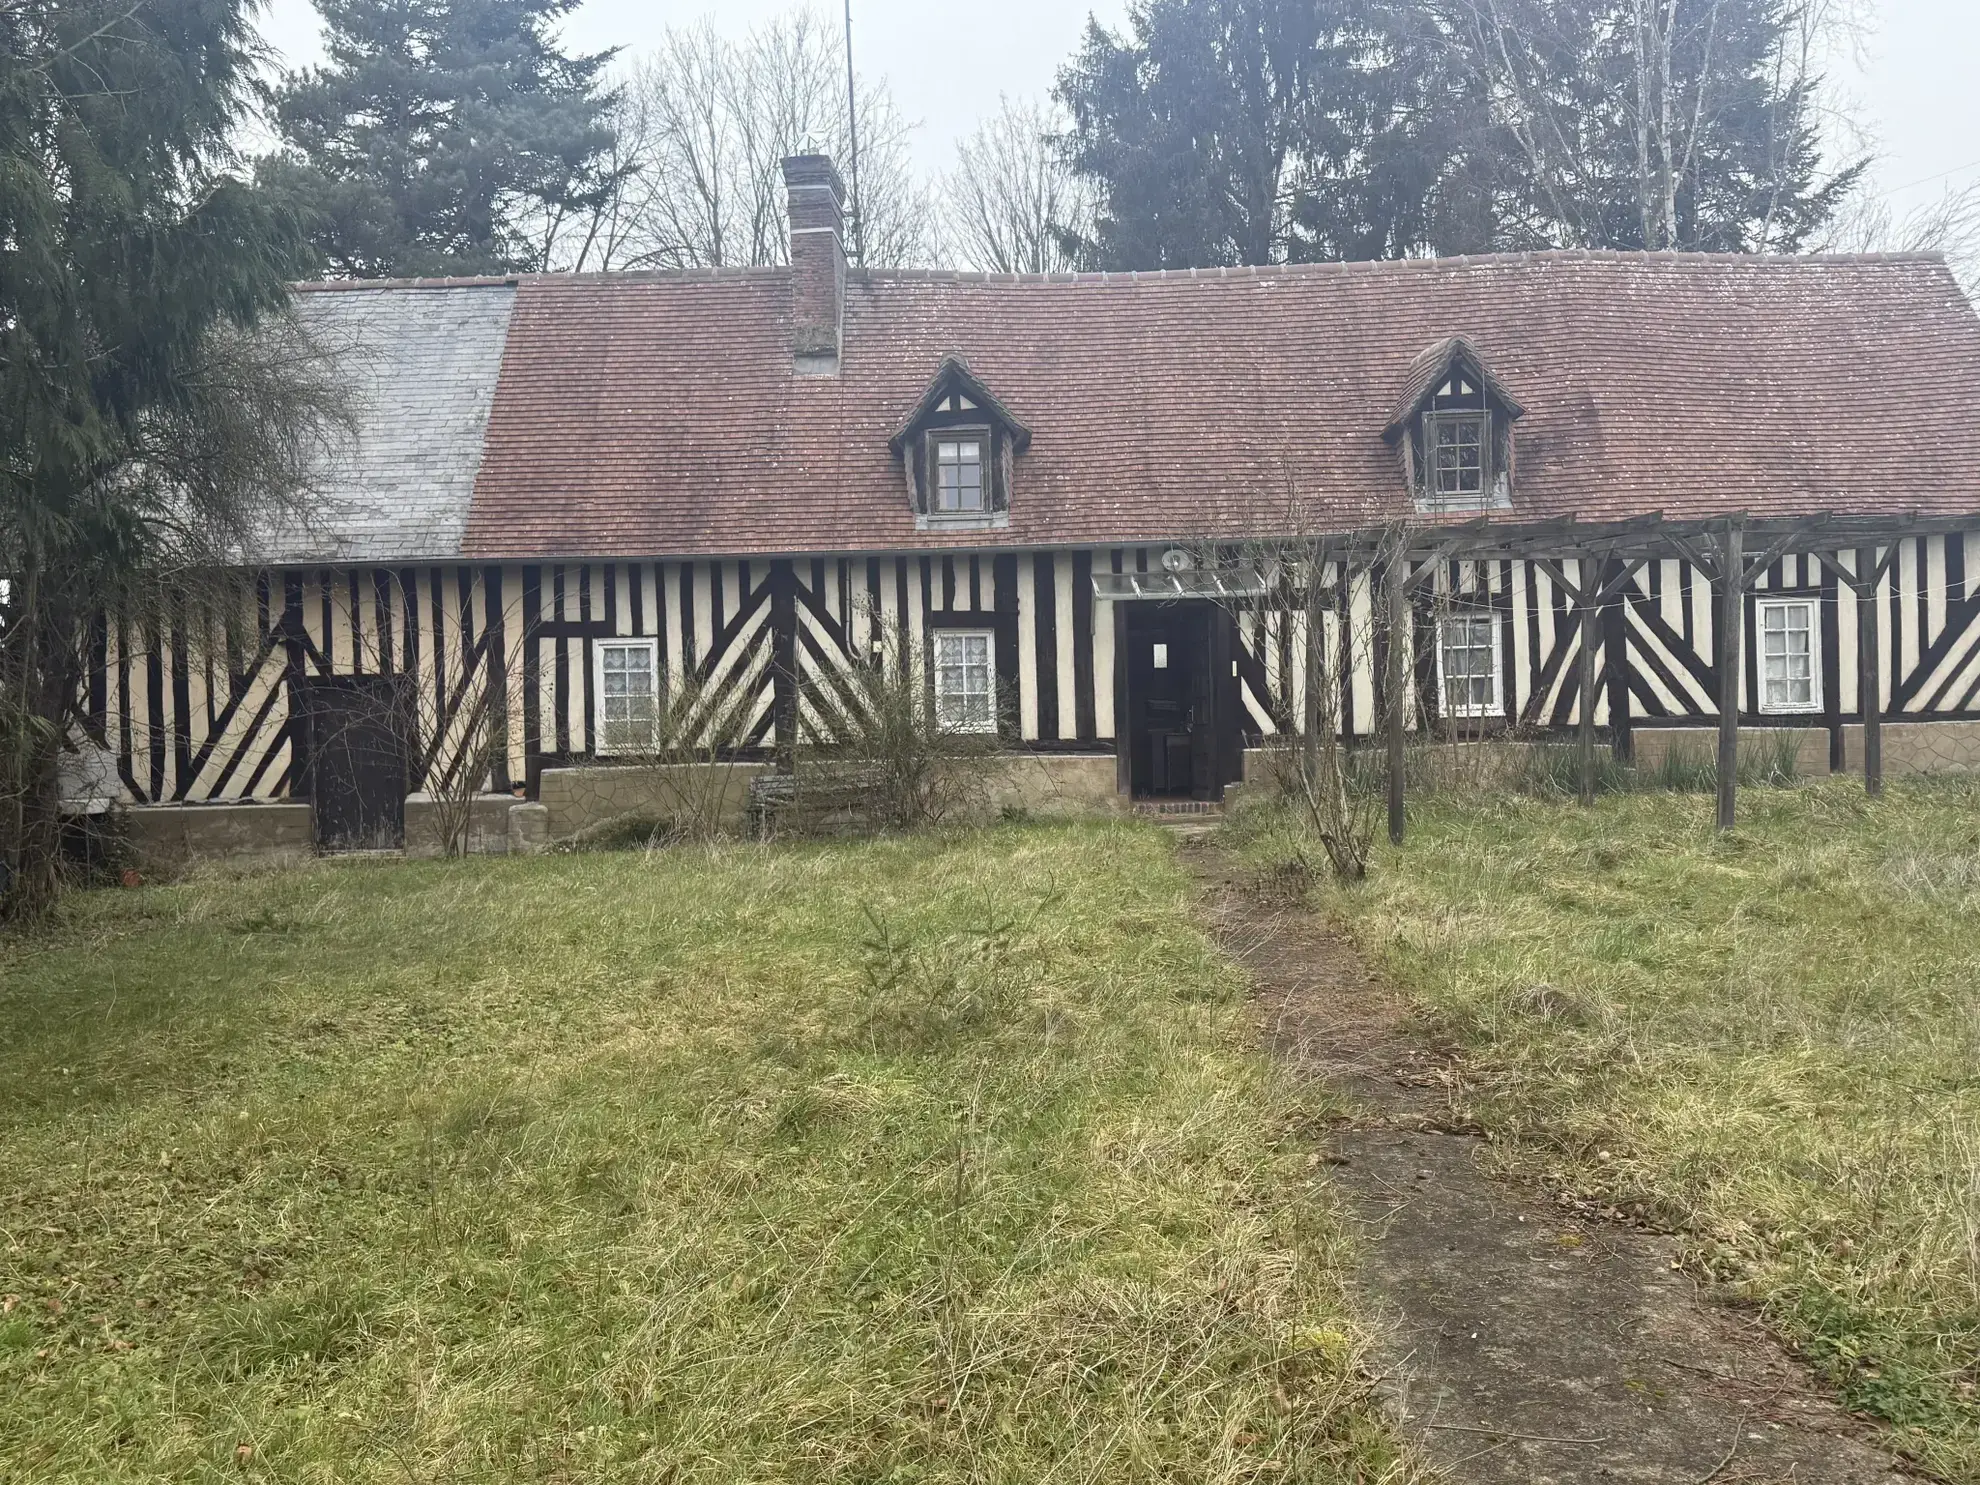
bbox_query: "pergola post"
[1385,553,1408,846]
[1715,523,1744,831]
[1578,559,1599,806]
[1856,544,1883,798]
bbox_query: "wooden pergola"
[1282,510,1980,840]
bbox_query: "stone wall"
[1841,720,1980,775]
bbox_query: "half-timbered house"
[72,154,1980,852]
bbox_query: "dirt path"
[1187,838,1922,1485]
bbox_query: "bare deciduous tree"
[941,96,1094,274]
[548,8,935,273]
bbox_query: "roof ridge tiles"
[294,246,1950,298]
[294,274,520,293]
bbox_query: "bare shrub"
[1208,518,1414,881]
[794,604,1001,835]
[556,668,759,851]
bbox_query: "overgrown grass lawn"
[1256,781,1980,1478]
[0,824,1404,1483]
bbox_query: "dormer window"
[889,356,1032,532]
[934,436,985,512]
[1384,341,1523,515]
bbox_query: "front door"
[1123,602,1237,800]
[298,676,411,851]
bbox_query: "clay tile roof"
[457,251,1980,560]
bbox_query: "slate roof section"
[260,280,517,564]
[459,251,1980,560]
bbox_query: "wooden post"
[1857,544,1883,799]
[1385,554,1407,846]
[1301,566,1322,787]
[1715,524,1743,831]
[1578,560,1598,806]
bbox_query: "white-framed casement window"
[1437,612,1501,719]
[1757,599,1820,714]
[933,629,997,733]
[593,637,660,754]
[1425,411,1487,502]
[933,434,986,513]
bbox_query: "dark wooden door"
[1125,608,1194,796]
[299,677,410,851]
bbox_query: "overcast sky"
[254,0,1979,223]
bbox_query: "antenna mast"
[843,0,863,267]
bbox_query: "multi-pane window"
[933,630,996,733]
[1430,414,1485,499]
[1439,614,1499,719]
[1758,600,1819,713]
[595,639,659,754]
[934,437,985,512]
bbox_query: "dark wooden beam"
[1579,572,1599,806]
[1856,543,1883,799]
[1716,523,1743,831]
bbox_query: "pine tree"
[1,0,336,915]
[264,0,618,277]
[1054,0,1862,269]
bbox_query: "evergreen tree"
[265,0,618,277]
[1,0,338,915]
[1055,0,1861,269]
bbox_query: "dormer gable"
[889,356,1031,530]
[1383,337,1524,514]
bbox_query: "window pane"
[1433,415,1485,496]
[934,438,984,512]
[934,631,995,731]
[1758,605,1817,710]
[599,645,656,748]
[1440,617,1496,716]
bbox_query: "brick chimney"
[783,153,847,376]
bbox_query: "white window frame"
[1424,410,1489,502]
[931,432,987,514]
[592,636,661,756]
[1756,598,1821,715]
[1436,611,1502,720]
[932,628,998,735]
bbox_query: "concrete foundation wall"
[981,753,1126,818]
[124,802,314,868]
[1630,726,1831,777]
[536,763,774,841]
[404,793,517,858]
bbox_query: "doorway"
[1119,601,1242,800]
[297,676,412,851]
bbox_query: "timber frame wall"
[83,528,1980,807]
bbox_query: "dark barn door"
[298,676,411,851]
